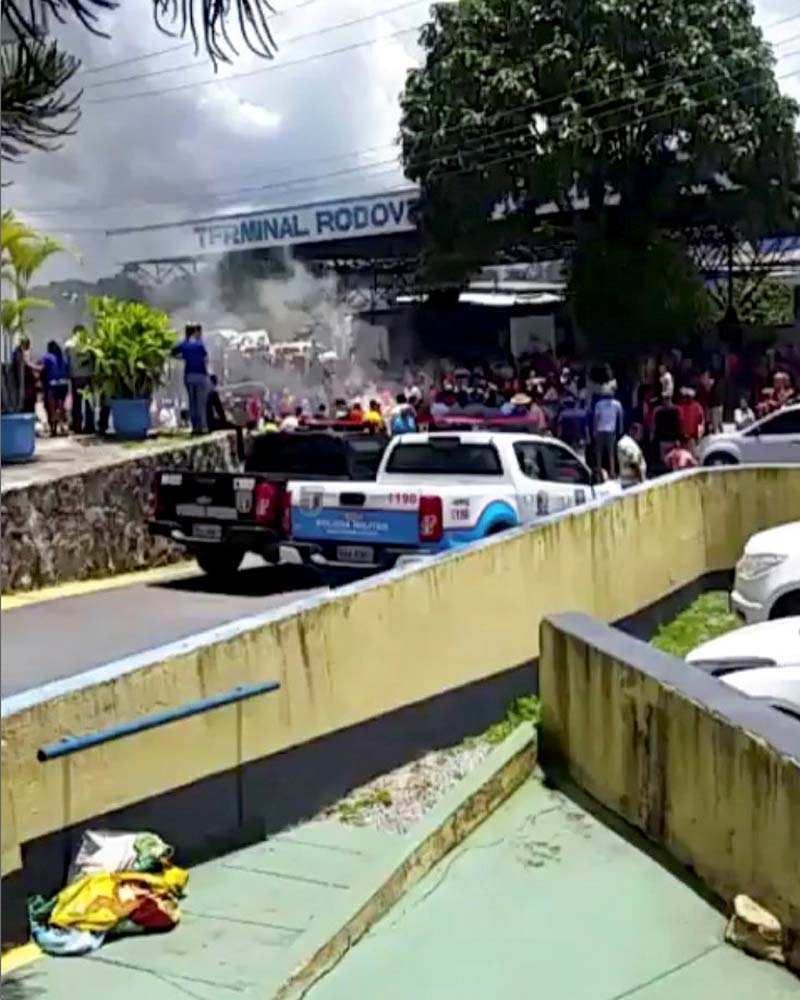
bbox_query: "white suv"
[687,617,800,716]
[731,520,800,623]
[697,403,800,466]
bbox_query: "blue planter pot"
[1,413,36,464]
[110,398,151,440]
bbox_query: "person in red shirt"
[676,386,705,443]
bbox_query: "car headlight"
[736,553,787,581]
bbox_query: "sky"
[5,0,800,283]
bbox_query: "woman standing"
[40,340,69,436]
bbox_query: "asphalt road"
[0,561,361,699]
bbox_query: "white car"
[731,520,800,623]
[697,403,800,466]
[687,617,800,716]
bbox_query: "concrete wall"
[0,432,237,593]
[3,465,798,891]
[539,612,800,933]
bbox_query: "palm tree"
[1,211,64,411]
[1,1,278,163]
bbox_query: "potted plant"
[1,212,63,463]
[77,296,176,440]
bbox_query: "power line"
[17,12,800,216]
[77,43,192,77]
[417,65,800,194]
[86,7,800,104]
[76,7,800,84]
[85,0,427,91]
[23,65,800,237]
[763,11,800,31]
[81,8,800,111]
[27,37,800,215]
[74,0,328,77]
[84,23,419,104]
[132,60,800,213]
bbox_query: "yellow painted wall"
[3,466,799,877]
[539,618,800,932]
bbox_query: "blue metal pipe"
[37,680,280,762]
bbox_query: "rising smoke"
[150,251,394,408]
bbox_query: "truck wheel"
[703,452,737,467]
[195,549,244,578]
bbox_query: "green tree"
[1,1,279,163]
[568,234,714,354]
[1,211,64,335]
[709,275,794,327]
[400,0,799,344]
[1,211,65,410]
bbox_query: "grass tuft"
[651,591,740,658]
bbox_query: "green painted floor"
[307,781,799,1000]
[4,820,400,1000]
[7,780,799,1000]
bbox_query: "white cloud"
[197,86,282,133]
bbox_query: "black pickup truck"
[149,431,388,578]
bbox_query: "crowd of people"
[223,345,798,486]
[11,320,799,490]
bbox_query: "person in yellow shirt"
[362,398,385,433]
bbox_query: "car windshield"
[386,441,502,475]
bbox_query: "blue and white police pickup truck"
[285,431,621,570]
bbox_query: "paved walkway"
[5,779,797,1000]
[308,780,798,1000]
[1,434,191,492]
[3,820,401,1000]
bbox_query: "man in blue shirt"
[593,384,624,478]
[172,322,209,434]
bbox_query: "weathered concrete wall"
[0,432,237,593]
[0,741,21,878]
[3,465,798,882]
[539,612,800,933]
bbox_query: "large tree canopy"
[400,0,799,291]
[1,0,278,163]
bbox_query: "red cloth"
[677,400,704,440]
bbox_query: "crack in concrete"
[384,805,564,933]
[89,954,248,999]
[604,943,722,1000]
[220,864,349,889]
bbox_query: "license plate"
[336,544,374,564]
[192,523,222,541]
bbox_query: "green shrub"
[77,296,176,401]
